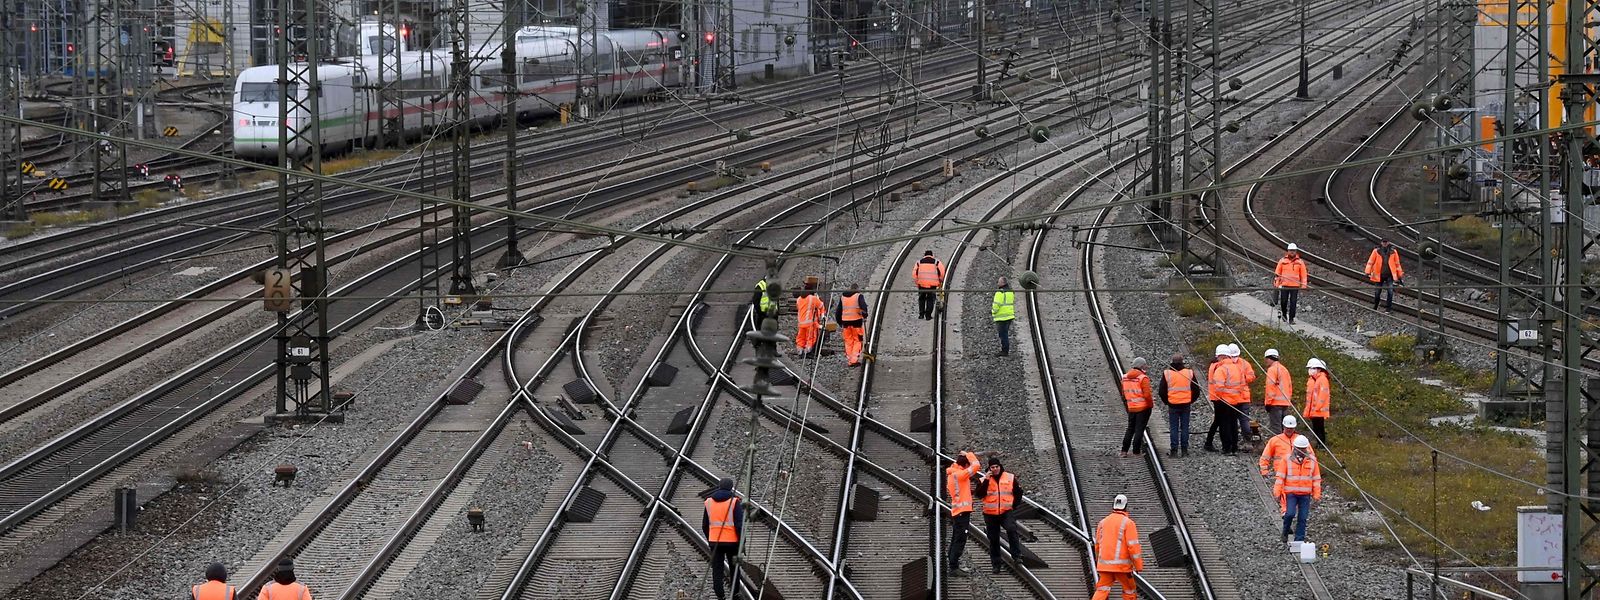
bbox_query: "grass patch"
[322,149,402,175]
[1369,333,1416,365]
[1170,292,1211,318]
[1443,215,1500,255]
[1195,327,1541,565]
[3,222,36,238]
[236,170,276,187]
[29,210,99,228]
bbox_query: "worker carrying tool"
[1258,415,1314,477]
[835,284,869,366]
[979,458,1024,574]
[992,277,1017,356]
[1304,358,1331,445]
[1274,243,1308,324]
[1092,494,1144,600]
[913,250,946,320]
[1263,349,1293,434]
[794,284,826,357]
[1365,239,1405,311]
[192,563,236,600]
[1119,358,1153,458]
[1274,436,1323,543]
[945,449,984,576]
[702,478,743,600]
[257,560,311,600]
[1158,354,1199,457]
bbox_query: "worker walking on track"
[1305,358,1331,445]
[913,250,946,320]
[992,277,1017,356]
[1259,415,1312,477]
[702,478,743,600]
[835,284,869,366]
[1274,436,1323,543]
[192,563,236,600]
[794,285,825,357]
[1092,494,1144,600]
[752,272,778,324]
[1159,354,1199,457]
[1365,239,1405,311]
[1263,349,1293,434]
[979,459,1024,574]
[258,560,311,600]
[1274,243,1308,324]
[945,449,984,576]
[1226,344,1257,451]
[1203,345,1230,453]
[1119,358,1154,458]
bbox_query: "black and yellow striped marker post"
[162,126,179,137]
[46,178,68,191]
[20,162,36,176]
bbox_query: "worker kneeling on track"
[1092,494,1144,600]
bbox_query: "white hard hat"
[1215,344,1229,356]
[1286,243,1299,252]
[1293,435,1311,449]
[1282,415,1298,428]
[1264,348,1280,359]
[1307,358,1326,370]
[1227,344,1241,357]
[1113,494,1128,510]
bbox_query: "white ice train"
[233,27,683,160]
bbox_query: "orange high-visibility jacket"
[1163,368,1195,405]
[1274,256,1308,288]
[1258,431,1313,476]
[1093,510,1144,573]
[1121,369,1153,412]
[795,294,825,328]
[1305,371,1330,418]
[192,581,237,600]
[1365,248,1404,282]
[1206,360,1232,403]
[982,472,1016,515]
[913,260,946,288]
[839,293,865,324]
[1275,453,1323,500]
[705,497,740,543]
[1230,357,1256,405]
[1264,361,1293,407]
[945,451,981,516]
[257,582,311,600]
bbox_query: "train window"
[239,82,289,102]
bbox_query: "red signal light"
[703,32,714,43]
[66,43,74,53]
[30,23,38,32]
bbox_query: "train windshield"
[238,82,296,103]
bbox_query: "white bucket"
[1299,540,1316,563]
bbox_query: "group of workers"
[761,250,1021,365]
[187,559,312,600]
[1120,344,1332,459]
[1273,239,1408,322]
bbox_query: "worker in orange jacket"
[912,250,946,320]
[1158,354,1200,458]
[1227,344,1257,451]
[1304,358,1331,445]
[1119,358,1154,458]
[979,459,1025,574]
[1274,243,1308,324]
[1092,494,1144,600]
[1274,436,1323,543]
[1203,344,1233,453]
[1258,415,1313,477]
[257,560,311,600]
[702,478,743,600]
[1262,348,1293,434]
[1365,239,1404,311]
[835,284,869,366]
[945,449,983,575]
[192,563,236,600]
[794,286,826,358]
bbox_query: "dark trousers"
[1205,401,1225,449]
[985,512,1023,569]
[1234,403,1254,447]
[1218,402,1240,453]
[918,289,938,319]
[1309,416,1328,445]
[996,319,1012,354]
[1121,409,1150,454]
[1372,278,1395,309]
[1278,288,1300,321]
[710,542,739,599]
[1167,403,1192,451]
[949,511,971,568]
[1283,493,1313,541]
[1266,405,1288,435]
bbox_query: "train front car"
[232,62,362,161]
[232,66,288,160]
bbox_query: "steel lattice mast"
[446,0,476,301]
[89,0,129,205]
[1,11,23,221]
[1176,0,1224,279]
